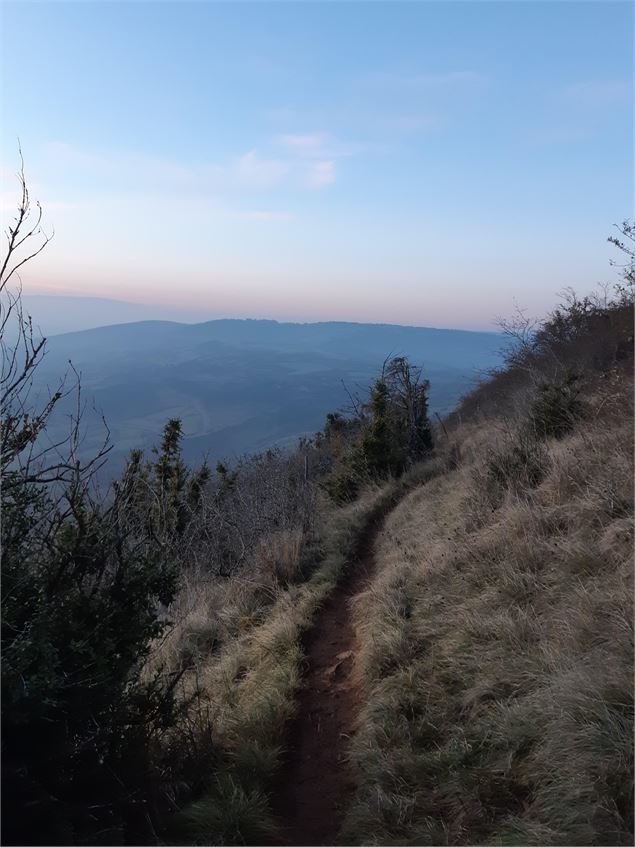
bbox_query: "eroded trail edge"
[272,504,393,846]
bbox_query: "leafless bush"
[175,447,317,579]
[1,149,111,493]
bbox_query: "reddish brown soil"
[272,506,391,846]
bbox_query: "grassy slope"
[163,481,410,844]
[161,462,444,845]
[155,301,632,846]
[342,366,633,845]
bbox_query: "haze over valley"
[36,310,502,471]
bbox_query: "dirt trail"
[272,506,391,846]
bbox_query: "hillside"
[344,366,633,844]
[3,285,632,847]
[144,295,632,845]
[34,318,502,472]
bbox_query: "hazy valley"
[36,315,502,472]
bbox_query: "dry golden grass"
[150,349,633,845]
[145,527,309,688]
[255,527,305,587]
[155,483,406,844]
[342,374,633,845]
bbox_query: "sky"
[0,0,632,330]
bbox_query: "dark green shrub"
[322,462,363,504]
[323,358,434,503]
[529,371,585,439]
[1,421,211,845]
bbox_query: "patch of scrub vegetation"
[342,268,634,845]
[168,461,445,845]
[165,492,390,844]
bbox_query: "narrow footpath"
[272,506,392,846]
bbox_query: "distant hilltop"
[22,294,498,338]
[30,314,503,474]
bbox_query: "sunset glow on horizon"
[1,1,632,331]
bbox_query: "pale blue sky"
[1,1,632,329]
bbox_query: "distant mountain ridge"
[50,317,500,366]
[33,317,503,475]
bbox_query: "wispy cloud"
[531,78,633,144]
[0,177,78,215]
[42,141,339,196]
[235,149,290,189]
[305,160,336,188]
[528,127,593,145]
[276,130,361,158]
[349,70,487,138]
[45,142,198,187]
[278,132,330,154]
[362,69,487,90]
[561,79,631,105]
[272,131,363,187]
[235,209,295,221]
[383,114,444,133]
